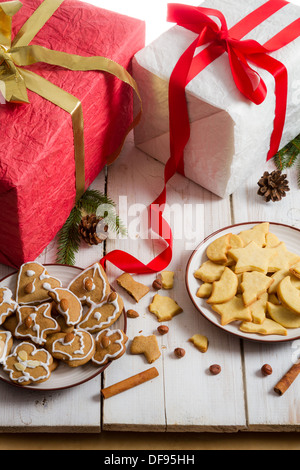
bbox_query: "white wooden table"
[1,0,300,434]
[0,130,299,433]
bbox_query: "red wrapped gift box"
[0,0,145,268]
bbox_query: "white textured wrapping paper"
[133,0,300,198]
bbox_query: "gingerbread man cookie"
[16,262,62,305]
[0,330,13,365]
[78,291,124,333]
[0,287,18,325]
[46,329,95,367]
[48,287,83,330]
[3,342,55,386]
[13,303,60,346]
[68,263,111,306]
[92,329,128,366]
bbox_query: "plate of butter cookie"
[186,222,300,343]
[0,262,127,390]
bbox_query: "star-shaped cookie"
[238,222,269,247]
[212,296,252,326]
[228,241,276,275]
[268,243,300,273]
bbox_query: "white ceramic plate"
[186,222,300,343]
[0,265,126,391]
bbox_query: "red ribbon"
[100,0,299,275]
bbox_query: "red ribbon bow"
[100,0,300,276]
[168,1,300,167]
[168,4,271,106]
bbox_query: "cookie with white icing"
[68,263,111,306]
[92,329,128,367]
[13,303,60,346]
[16,262,62,305]
[0,330,13,365]
[46,329,95,368]
[77,291,124,333]
[0,287,18,325]
[48,288,83,330]
[3,342,55,386]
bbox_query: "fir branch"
[56,205,82,265]
[78,189,116,214]
[275,134,300,171]
[56,189,126,265]
[96,205,127,237]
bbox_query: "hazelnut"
[157,325,169,335]
[152,278,162,290]
[60,298,69,312]
[64,332,75,344]
[174,348,185,358]
[127,309,139,318]
[25,316,33,329]
[261,364,273,376]
[209,364,222,376]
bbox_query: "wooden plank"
[0,174,106,433]
[103,132,247,432]
[232,159,300,431]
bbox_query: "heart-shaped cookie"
[16,262,62,305]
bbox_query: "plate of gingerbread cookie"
[0,262,127,390]
[186,222,300,343]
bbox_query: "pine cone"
[78,214,108,246]
[257,170,290,202]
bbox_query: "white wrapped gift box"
[133,0,300,198]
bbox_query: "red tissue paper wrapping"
[0,0,145,268]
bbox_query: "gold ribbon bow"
[0,0,142,201]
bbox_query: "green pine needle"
[97,205,127,237]
[56,189,126,265]
[274,134,300,171]
[56,205,82,266]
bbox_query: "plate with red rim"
[0,264,127,391]
[186,222,300,344]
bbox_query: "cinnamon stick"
[101,367,159,399]
[274,363,300,396]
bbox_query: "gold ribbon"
[0,0,142,201]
